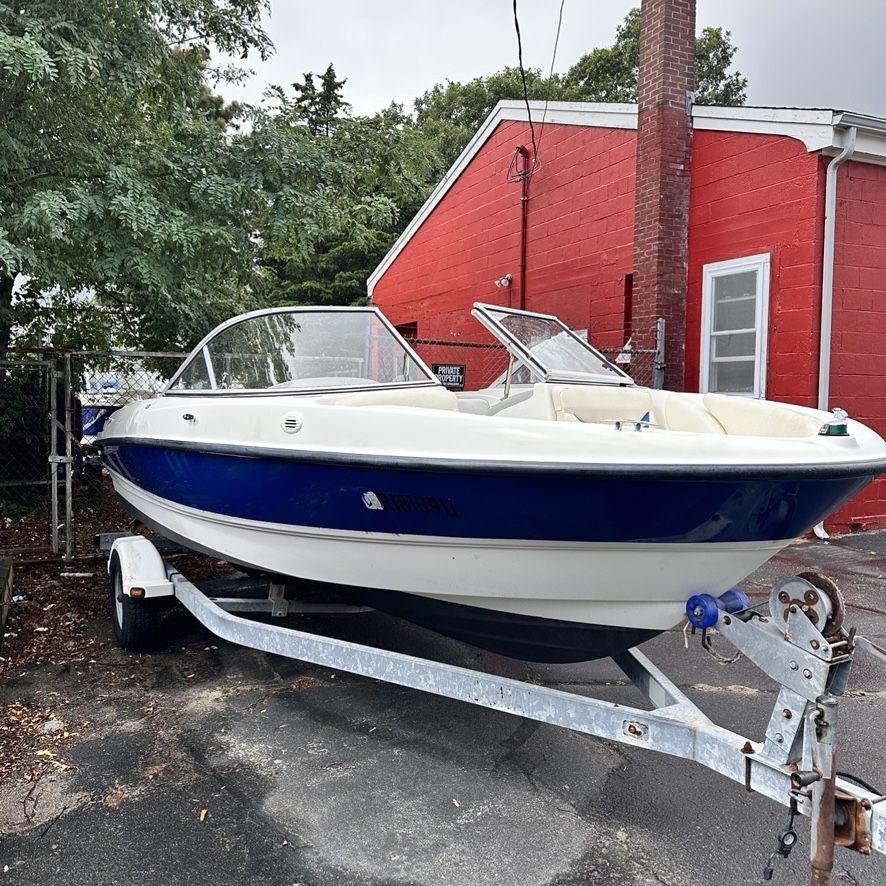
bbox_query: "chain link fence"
[73,350,185,444]
[599,318,665,389]
[0,356,55,556]
[69,351,187,555]
[0,319,663,559]
[407,318,665,391]
[0,349,185,560]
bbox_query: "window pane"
[710,359,755,394]
[712,270,758,332]
[703,258,768,397]
[175,351,211,390]
[713,331,756,359]
[480,308,623,380]
[171,311,433,391]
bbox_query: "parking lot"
[1,534,885,886]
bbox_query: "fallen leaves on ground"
[0,700,84,786]
[1,565,104,671]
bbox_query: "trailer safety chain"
[763,796,800,880]
[699,627,743,665]
[682,622,743,663]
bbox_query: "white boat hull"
[112,471,787,633]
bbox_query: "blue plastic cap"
[686,593,720,629]
[718,588,750,614]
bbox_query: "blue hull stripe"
[102,442,874,544]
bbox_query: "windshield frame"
[471,303,633,386]
[162,305,441,396]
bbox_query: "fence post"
[652,318,666,390]
[0,557,11,654]
[49,358,60,555]
[64,353,73,561]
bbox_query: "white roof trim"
[367,101,886,298]
[692,105,837,151]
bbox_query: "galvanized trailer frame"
[100,533,886,886]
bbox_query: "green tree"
[565,8,747,106]
[0,0,274,351]
[562,8,641,102]
[1,2,397,353]
[317,64,350,135]
[414,67,568,166]
[415,8,747,165]
[260,90,445,307]
[694,26,747,106]
[283,63,350,136]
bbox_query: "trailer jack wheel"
[108,551,162,652]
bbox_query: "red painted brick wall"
[373,120,886,531]
[372,120,637,389]
[686,130,825,404]
[827,160,886,529]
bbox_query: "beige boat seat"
[551,386,728,434]
[319,387,459,411]
[654,391,728,434]
[703,393,822,437]
[450,391,537,416]
[552,385,654,424]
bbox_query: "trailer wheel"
[108,551,162,651]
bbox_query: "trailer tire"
[108,551,162,652]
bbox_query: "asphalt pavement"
[1,534,885,886]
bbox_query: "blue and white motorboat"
[94,304,886,662]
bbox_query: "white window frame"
[700,253,770,398]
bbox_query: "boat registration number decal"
[362,490,458,517]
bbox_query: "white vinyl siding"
[700,254,770,398]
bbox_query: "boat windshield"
[472,304,632,385]
[166,308,437,394]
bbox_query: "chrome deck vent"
[281,413,303,434]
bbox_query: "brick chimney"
[631,0,696,389]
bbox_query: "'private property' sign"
[432,363,466,391]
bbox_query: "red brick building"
[367,101,886,532]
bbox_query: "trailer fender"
[108,536,174,598]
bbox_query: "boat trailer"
[99,532,886,885]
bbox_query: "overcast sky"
[218,1,886,119]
